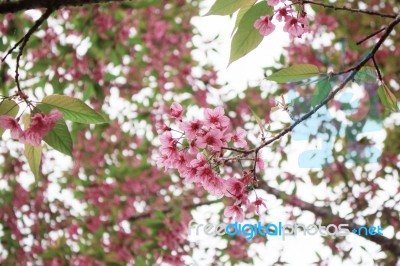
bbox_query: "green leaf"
[231,0,257,36]
[267,64,321,83]
[311,78,333,107]
[0,99,19,137]
[378,83,399,112]
[23,115,42,180]
[229,2,273,65]
[35,104,72,156]
[44,119,72,156]
[354,67,377,83]
[135,257,147,266]
[41,94,107,124]
[205,0,253,16]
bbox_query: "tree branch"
[258,181,400,257]
[299,0,396,19]
[12,9,53,95]
[0,0,126,14]
[250,15,400,153]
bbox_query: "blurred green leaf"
[354,67,377,83]
[23,115,42,180]
[0,99,19,137]
[267,64,321,83]
[229,2,273,64]
[205,0,253,16]
[42,94,107,124]
[378,83,399,112]
[311,78,332,107]
[232,0,257,36]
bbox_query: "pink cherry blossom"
[254,16,275,36]
[196,130,224,151]
[181,166,200,183]
[188,140,199,154]
[231,127,247,148]
[190,153,207,168]
[180,119,203,140]
[204,106,230,129]
[276,7,291,22]
[0,116,23,139]
[160,131,176,147]
[267,0,285,6]
[283,16,310,38]
[196,166,214,184]
[224,205,244,222]
[256,152,265,171]
[21,110,63,146]
[252,197,267,215]
[225,178,245,197]
[203,174,225,196]
[170,102,184,120]
[174,152,190,172]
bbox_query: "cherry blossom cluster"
[254,0,310,39]
[158,103,267,222]
[0,109,62,146]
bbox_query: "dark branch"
[299,0,396,19]
[258,181,400,257]
[13,9,54,94]
[224,16,400,155]
[357,27,387,45]
[372,57,383,81]
[0,0,125,14]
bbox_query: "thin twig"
[356,27,387,45]
[13,9,54,94]
[299,0,396,19]
[0,0,125,14]
[220,16,400,158]
[2,38,25,62]
[372,56,383,81]
[249,16,400,153]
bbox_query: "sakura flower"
[159,144,178,163]
[254,16,275,36]
[220,130,232,144]
[204,106,230,129]
[170,102,184,120]
[203,174,225,196]
[196,166,215,183]
[256,154,265,171]
[0,116,23,139]
[188,140,199,154]
[235,192,250,206]
[174,152,190,172]
[180,119,203,140]
[21,110,63,146]
[181,166,200,183]
[267,0,285,6]
[283,16,310,38]
[225,178,245,197]
[231,127,247,148]
[197,130,224,151]
[190,153,207,168]
[160,132,176,147]
[252,197,267,215]
[276,7,291,22]
[224,205,244,222]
